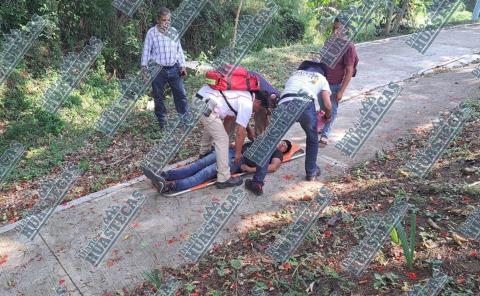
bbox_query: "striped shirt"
[141,26,186,67]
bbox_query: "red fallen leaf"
[106,260,115,267]
[167,238,177,245]
[406,272,417,280]
[462,196,472,204]
[470,250,478,257]
[456,276,465,284]
[131,223,140,228]
[69,205,76,209]
[282,174,294,180]
[281,262,293,270]
[201,273,209,279]
[0,255,8,266]
[440,231,449,238]
[58,279,65,285]
[230,283,237,289]
[324,231,333,238]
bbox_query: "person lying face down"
[142,140,293,193]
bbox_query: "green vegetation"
[390,209,417,269]
[0,0,477,196]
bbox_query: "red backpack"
[206,64,260,91]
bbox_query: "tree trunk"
[231,0,244,49]
[393,0,409,33]
[384,2,394,35]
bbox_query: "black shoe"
[216,176,243,189]
[153,178,176,193]
[245,179,263,196]
[153,176,166,193]
[142,166,166,181]
[306,168,321,181]
[164,180,176,193]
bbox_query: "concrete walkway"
[1,24,480,296]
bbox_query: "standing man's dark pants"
[250,100,319,186]
[152,63,189,125]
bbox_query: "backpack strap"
[219,90,238,116]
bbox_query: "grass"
[0,9,477,222]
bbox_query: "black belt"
[277,93,308,103]
[196,93,211,105]
[195,93,206,100]
[162,63,177,69]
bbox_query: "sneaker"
[306,168,322,181]
[142,166,166,181]
[163,180,176,193]
[216,176,243,189]
[151,177,166,193]
[245,179,263,196]
[319,136,328,145]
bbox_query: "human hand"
[180,67,187,77]
[323,113,332,123]
[240,164,250,172]
[335,90,344,102]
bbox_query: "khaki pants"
[200,113,231,182]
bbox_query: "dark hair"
[158,7,171,18]
[282,140,292,154]
[256,90,269,107]
[298,60,325,76]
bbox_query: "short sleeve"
[270,149,283,163]
[318,76,332,94]
[235,98,253,128]
[343,44,357,66]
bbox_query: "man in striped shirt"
[141,7,189,129]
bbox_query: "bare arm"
[321,90,333,119]
[267,158,282,173]
[223,116,235,137]
[234,124,247,164]
[246,125,255,141]
[336,64,354,101]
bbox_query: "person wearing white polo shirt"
[244,61,333,195]
[196,85,264,188]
